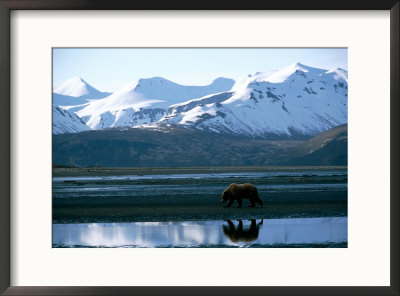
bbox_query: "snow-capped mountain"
[52,106,91,134]
[52,63,348,138]
[76,77,235,129]
[159,63,348,137]
[54,77,110,99]
[53,77,110,106]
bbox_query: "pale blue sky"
[53,48,347,93]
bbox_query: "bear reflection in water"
[222,219,263,243]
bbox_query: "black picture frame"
[0,1,399,295]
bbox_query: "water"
[53,168,347,246]
[52,169,347,202]
[53,217,347,248]
[52,170,347,182]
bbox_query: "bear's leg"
[225,199,234,208]
[237,198,242,208]
[252,189,263,208]
[248,198,256,208]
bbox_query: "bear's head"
[221,189,232,203]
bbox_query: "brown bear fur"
[221,183,263,208]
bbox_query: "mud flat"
[53,166,347,223]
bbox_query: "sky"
[53,48,347,93]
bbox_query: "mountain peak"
[327,67,347,73]
[266,63,326,83]
[53,77,109,99]
[136,76,234,89]
[288,62,324,73]
[138,77,169,83]
[291,62,307,68]
[59,76,84,84]
[60,76,88,86]
[77,76,236,129]
[54,62,347,138]
[70,76,85,82]
[212,77,232,83]
[324,67,348,82]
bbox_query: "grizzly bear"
[221,183,263,208]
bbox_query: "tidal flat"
[53,166,347,223]
[53,166,347,247]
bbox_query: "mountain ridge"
[52,63,347,138]
[53,124,347,167]
[74,76,235,130]
[53,77,111,99]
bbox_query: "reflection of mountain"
[52,217,348,248]
[223,220,263,243]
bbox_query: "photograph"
[1,2,397,294]
[52,48,348,248]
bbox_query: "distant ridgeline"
[52,63,347,167]
[53,63,347,138]
[52,124,347,167]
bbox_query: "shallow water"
[53,170,347,182]
[53,217,347,248]
[53,170,347,202]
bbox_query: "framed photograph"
[51,47,349,249]
[1,1,398,295]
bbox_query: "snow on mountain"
[53,105,91,134]
[163,92,234,120]
[158,63,348,137]
[52,63,348,138]
[323,68,348,83]
[76,77,235,129]
[265,62,326,83]
[53,94,90,107]
[54,77,110,99]
[53,77,111,107]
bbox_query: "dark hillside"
[53,126,300,167]
[274,124,347,166]
[53,125,347,167]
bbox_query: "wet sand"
[53,202,347,224]
[53,166,347,223]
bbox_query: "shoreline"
[53,166,347,224]
[53,201,347,224]
[53,166,347,177]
